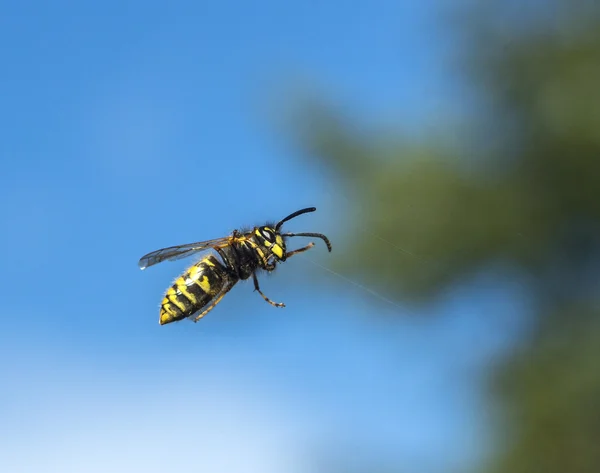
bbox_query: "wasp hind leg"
[253,273,285,308]
[192,282,235,322]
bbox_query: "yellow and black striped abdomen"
[159,254,228,325]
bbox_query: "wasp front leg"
[285,242,315,258]
[253,273,285,308]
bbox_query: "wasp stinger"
[138,207,332,325]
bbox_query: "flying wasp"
[138,207,332,325]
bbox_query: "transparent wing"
[138,236,233,270]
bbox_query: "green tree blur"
[295,2,600,472]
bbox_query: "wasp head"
[254,226,287,261]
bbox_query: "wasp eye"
[260,227,275,241]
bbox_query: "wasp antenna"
[275,207,317,230]
[282,232,332,252]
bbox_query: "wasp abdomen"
[159,255,227,325]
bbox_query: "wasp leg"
[281,232,332,252]
[192,282,235,322]
[253,273,285,308]
[286,242,315,258]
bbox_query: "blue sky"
[1,2,528,472]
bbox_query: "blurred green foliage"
[490,304,600,473]
[296,1,600,472]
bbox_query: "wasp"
[138,207,332,325]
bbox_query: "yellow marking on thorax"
[242,239,269,265]
[255,246,268,265]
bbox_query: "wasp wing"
[138,236,233,270]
